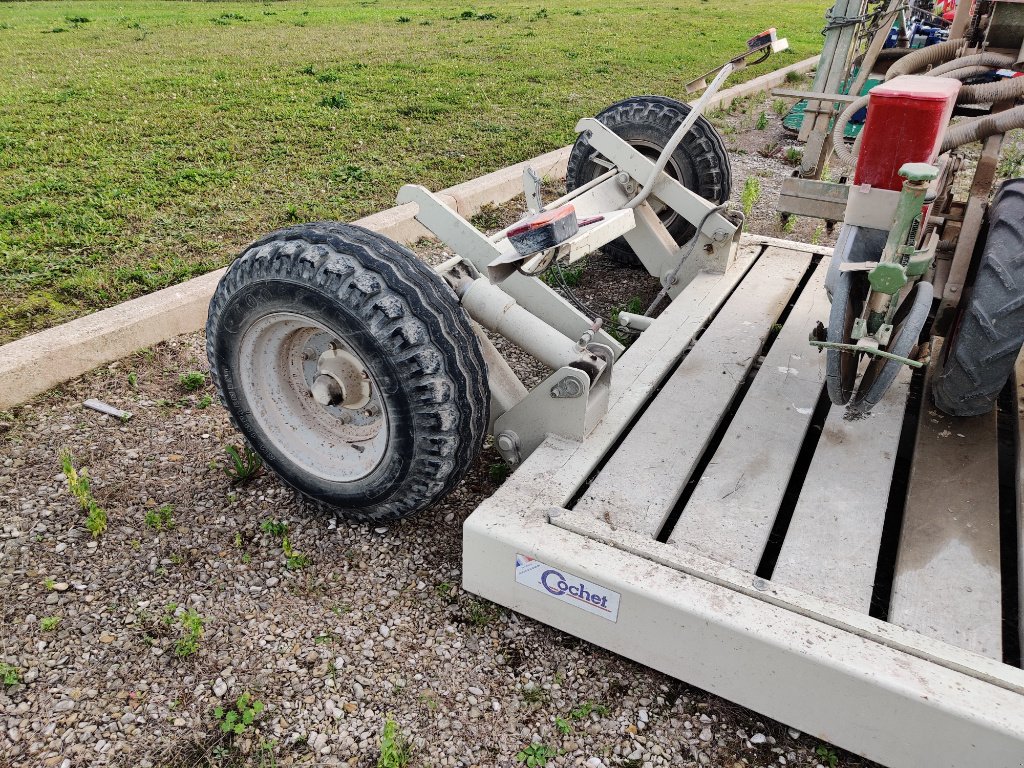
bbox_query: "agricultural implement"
[206,6,1024,766]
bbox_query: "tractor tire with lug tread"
[565,95,732,267]
[206,223,489,522]
[933,178,1024,417]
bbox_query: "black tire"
[206,223,489,522]
[826,270,867,405]
[850,280,932,415]
[933,179,1024,417]
[565,95,732,267]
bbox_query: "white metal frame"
[462,241,1024,768]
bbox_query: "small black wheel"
[850,280,932,415]
[565,95,732,267]
[825,270,867,405]
[933,179,1024,416]
[206,223,489,522]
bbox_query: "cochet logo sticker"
[540,569,612,612]
[515,554,621,622]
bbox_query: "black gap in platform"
[564,247,765,510]
[996,380,1021,668]
[655,253,822,543]
[867,362,926,621]
[754,384,832,579]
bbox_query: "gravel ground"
[0,82,954,768]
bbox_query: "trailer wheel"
[206,223,489,522]
[565,95,732,267]
[933,179,1024,417]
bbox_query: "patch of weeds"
[60,450,106,538]
[43,577,55,591]
[741,177,761,217]
[816,746,839,767]
[554,715,572,735]
[532,8,549,19]
[477,12,497,20]
[460,10,476,19]
[335,164,368,183]
[570,700,610,719]
[174,608,204,657]
[316,71,342,83]
[463,596,500,626]
[214,691,265,735]
[522,685,548,704]
[759,141,781,159]
[145,503,175,532]
[542,262,584,288]
[488,461,510,483]
[811,224,824,245]
[197,394,213,409]
[224,444,263,485]
[261,519,288,538]
[0,662,20,686]
[785,69,804,83]
[756,111,769,130]
[772,98,789,116]
[397,16,412,23]
[66,15,92,24]
[282,536,311,570]
[782,214,797,234]
[784,146,803,166]
[998,142,1024,178]
[40,616,60,631]
[470,203,502,231]
[320,92,350,109]
[377,715,411,767]
[516,743,557,766]
[178,371,206,391]
[127,371,138,389]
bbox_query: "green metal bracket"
[868,261,908,295]
[808,339,927,368]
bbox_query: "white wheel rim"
[237,312,390,483]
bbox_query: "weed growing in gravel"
[0,662,19,686]
[554,715,572,735]
[43,577,55,591]
[377,715,411,768]
[197,394,213,409]
[145,503,175,531]
[224,444,263,485]
[261,519,287,538]
[741,177,761,217]
[127,371,138,389]
[516,743,557,766]
[488,462,510,483]
[470,203,503,231]
[570,700,610,719]
[755,111,768,130]
[179,371,206,391]
[60,450,107,538]
[522,685,549,704]
[782,214,797,235]
[816,745,840,767]
[786,69,804,83]
[772,98,789,116]
[214,691,265,735]
[784,146,803,166]
[541,262,585,289]
[463,597,500,627]
[166,607,205,657]
[998,142,1024,178]
[40,616,61,631]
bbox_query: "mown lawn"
[0,0,823,342]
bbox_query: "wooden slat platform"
[669,258,830,569]
[562,244,1017,661]
[575,248,811,536]
[888,341,1002,659]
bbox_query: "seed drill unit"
[207,7,1024,766]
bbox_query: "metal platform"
[462,239,1024,768]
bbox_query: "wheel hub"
[311,348,372,409]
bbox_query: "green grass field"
[0,0,823,343]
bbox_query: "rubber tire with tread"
[206,223,489,522]
[933,178,1024,417]
[565,95,732,267]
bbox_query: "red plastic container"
[853,75,960,191]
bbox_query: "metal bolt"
[496,432,518,453]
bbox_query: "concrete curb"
[0,55,818,411]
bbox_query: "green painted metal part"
[869,262,909,294]
[808,339,926,368]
